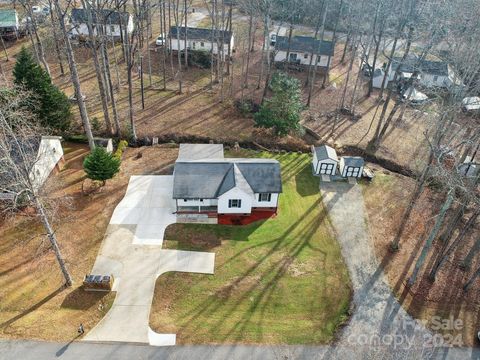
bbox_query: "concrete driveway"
[84,176,215,346]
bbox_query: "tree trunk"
[243,14,253,89]
[340,33,358,110]
[48,0,64,75]
[53,0,95,149]
[463,264,480,292]
[307,0,328,107]
[407,191,454,287]
[184,0,188,68]
[322,0,342,88]
[102,39,121,136]
[83,0,114,135]
[35,196,72,287]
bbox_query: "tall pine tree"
[13,47,72,132]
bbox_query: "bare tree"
[0,88,73,286]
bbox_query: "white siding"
[274,50,329,66]
[30,138,63,190]
[217,187,252,214]
[71,15,133,38]
[169,35,233,58]
[373,74,386,89]
[252,193,279,208]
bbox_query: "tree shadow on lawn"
[61,286,111,311]
[176,198,334,343]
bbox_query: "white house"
[168,26,234,59]
[312,145,338,176]
[69,8,134,39]
[339,156,364,178]
[274,35,334,68]
[172,144,281,225]
[386,54,462,89]
[0,136,64,200]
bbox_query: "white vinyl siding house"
[385,55,462,89]
[172,144,282,219]
[168,26,234,59]
[273,35,334,68]
[312,145,338,176]
[69,8,134,39]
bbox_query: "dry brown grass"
[0,142,178,341]
[362,166,480,347]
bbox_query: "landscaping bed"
[150,150,352,344]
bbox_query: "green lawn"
[150,151,352,344]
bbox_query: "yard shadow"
[61,286,110,310]
[295,164,319,197]
[0,286,65,329]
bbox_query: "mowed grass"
[150,151,352,344]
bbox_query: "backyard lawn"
[150,151,352,344]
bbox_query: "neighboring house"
[312,145,338,176]
[339,156,364,178]
[0,136,64,200]
[0,9,19,39]
[458,156,479,178]
[273,35,334,68]
[386,54,462,89]
[172,144,282,225]
[168,26,234,59]
[69,8,133,39]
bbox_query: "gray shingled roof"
[314,145,338,162]
[173,160,282,199]
[71,8,130,25]
[343,156,364,168]
[275,36,334,56]
[169,26,232,42]
[391,54,449,76]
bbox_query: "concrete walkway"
[84,176,215,346]
[320,182,432,355]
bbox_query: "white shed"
[312,145,338,175]
[339,156,364,178]
[94,138,114,153]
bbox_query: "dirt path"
[320,182,433,356]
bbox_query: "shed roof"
[70,8,130,25]
[0,9,17,27]
[275,35,334,56]
[173,159,282,199]
[169,26,233,42]
[343,156,364,168]
[314,145,338,162]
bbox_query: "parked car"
[155,34,165,46]
[461,96,480,113]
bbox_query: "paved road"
[0,339,478,359]
[84,176,215,346]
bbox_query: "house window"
[258,193,271,202]
[192,42,196,49]
[110,25,115,33]
[228,199,242,208]
[289,53,298,62]
[184,199,188,202]
[319,163,334,174]
[200,42,204,47]
[433,75,438,82]
[304,53,308,59]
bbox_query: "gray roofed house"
[70,8,130,25]
[173,144,282,221]
[169,26,233,43]
[275,36,334,56]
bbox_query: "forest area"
[0,0,479,348]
